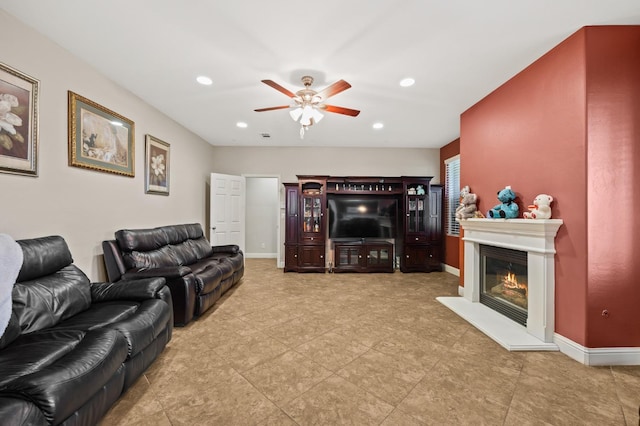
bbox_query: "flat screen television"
[328,196,398,239]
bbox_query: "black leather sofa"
[102,223,244,326]
[0,235,172,426]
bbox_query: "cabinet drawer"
[301,236,323,244]
[407,235,428,243]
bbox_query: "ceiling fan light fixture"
[300,105,314,126]
[311,108,324,123]
[289,107,303,122]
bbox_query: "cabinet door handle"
[320,255,324,259]
[415,237,419,241]
[406,255,409,258]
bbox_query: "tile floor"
[101,259,640,425]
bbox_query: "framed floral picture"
[0,63,39,176]
[145,134,170,195]
[68,91,134,177]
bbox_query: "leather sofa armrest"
[90,277,167,302]
[211,244,240,254]
[122,266,192,280]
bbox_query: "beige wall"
[0,11,216,280]
[210,147,441,184]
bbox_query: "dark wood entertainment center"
[284,176,443,273]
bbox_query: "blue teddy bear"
[487,186,519,218]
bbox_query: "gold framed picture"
[0,62,39,176]
[68,91,134,177]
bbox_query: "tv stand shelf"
[333,240,394,273]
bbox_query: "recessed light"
[373,122,384,130]
[236,122,248,128]
[399,77,415,87]
[196,75,213,85]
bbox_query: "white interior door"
[210,173,245,252]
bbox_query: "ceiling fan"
[255,76,360,138]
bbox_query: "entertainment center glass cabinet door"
[404,182,429,243]
[297,176,327,272]
[401,177,433,272]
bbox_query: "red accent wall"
[440,139,460,271]
[584,27,640,347]
[460,26,640,348]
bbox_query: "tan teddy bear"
[455,185,478,221]
[523,194,554,219]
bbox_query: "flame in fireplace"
[503,272,528,297]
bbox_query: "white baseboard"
[244,253,277,259]
[443,264,460,277]
[554,333,640,365]
[458,286,464,297]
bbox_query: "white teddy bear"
[523,194,554,219]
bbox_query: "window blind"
[445,155,460,236]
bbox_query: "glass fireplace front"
[479,245,528,326]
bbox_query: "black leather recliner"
[0,236,173,426]
[102,223,244,326]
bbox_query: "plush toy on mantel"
[523,194,554,219]
[455,185,477,221]
[487,186,519,218]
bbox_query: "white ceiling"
[2,1,639,148]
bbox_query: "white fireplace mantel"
[438,218,563,351]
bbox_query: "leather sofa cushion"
[51,299,171,358]
[183,237,214,261]
[16,236,73,282]
[0,397,47,426]
[124,245,180,270]
[12,264,92,335]
[191,264,223,294]
[50,302,139,332]
[116,228,168,252]
[104,299,171,357]
[219,254,244,272]
[161,223,204,243]
[0,329,127,425]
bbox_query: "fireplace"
[479,245,528,326]
[437,218,563,350]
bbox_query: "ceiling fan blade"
[261,80,296,98]
[322,104,360,117]
[316,80,351,100]
[254,105,291,112]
